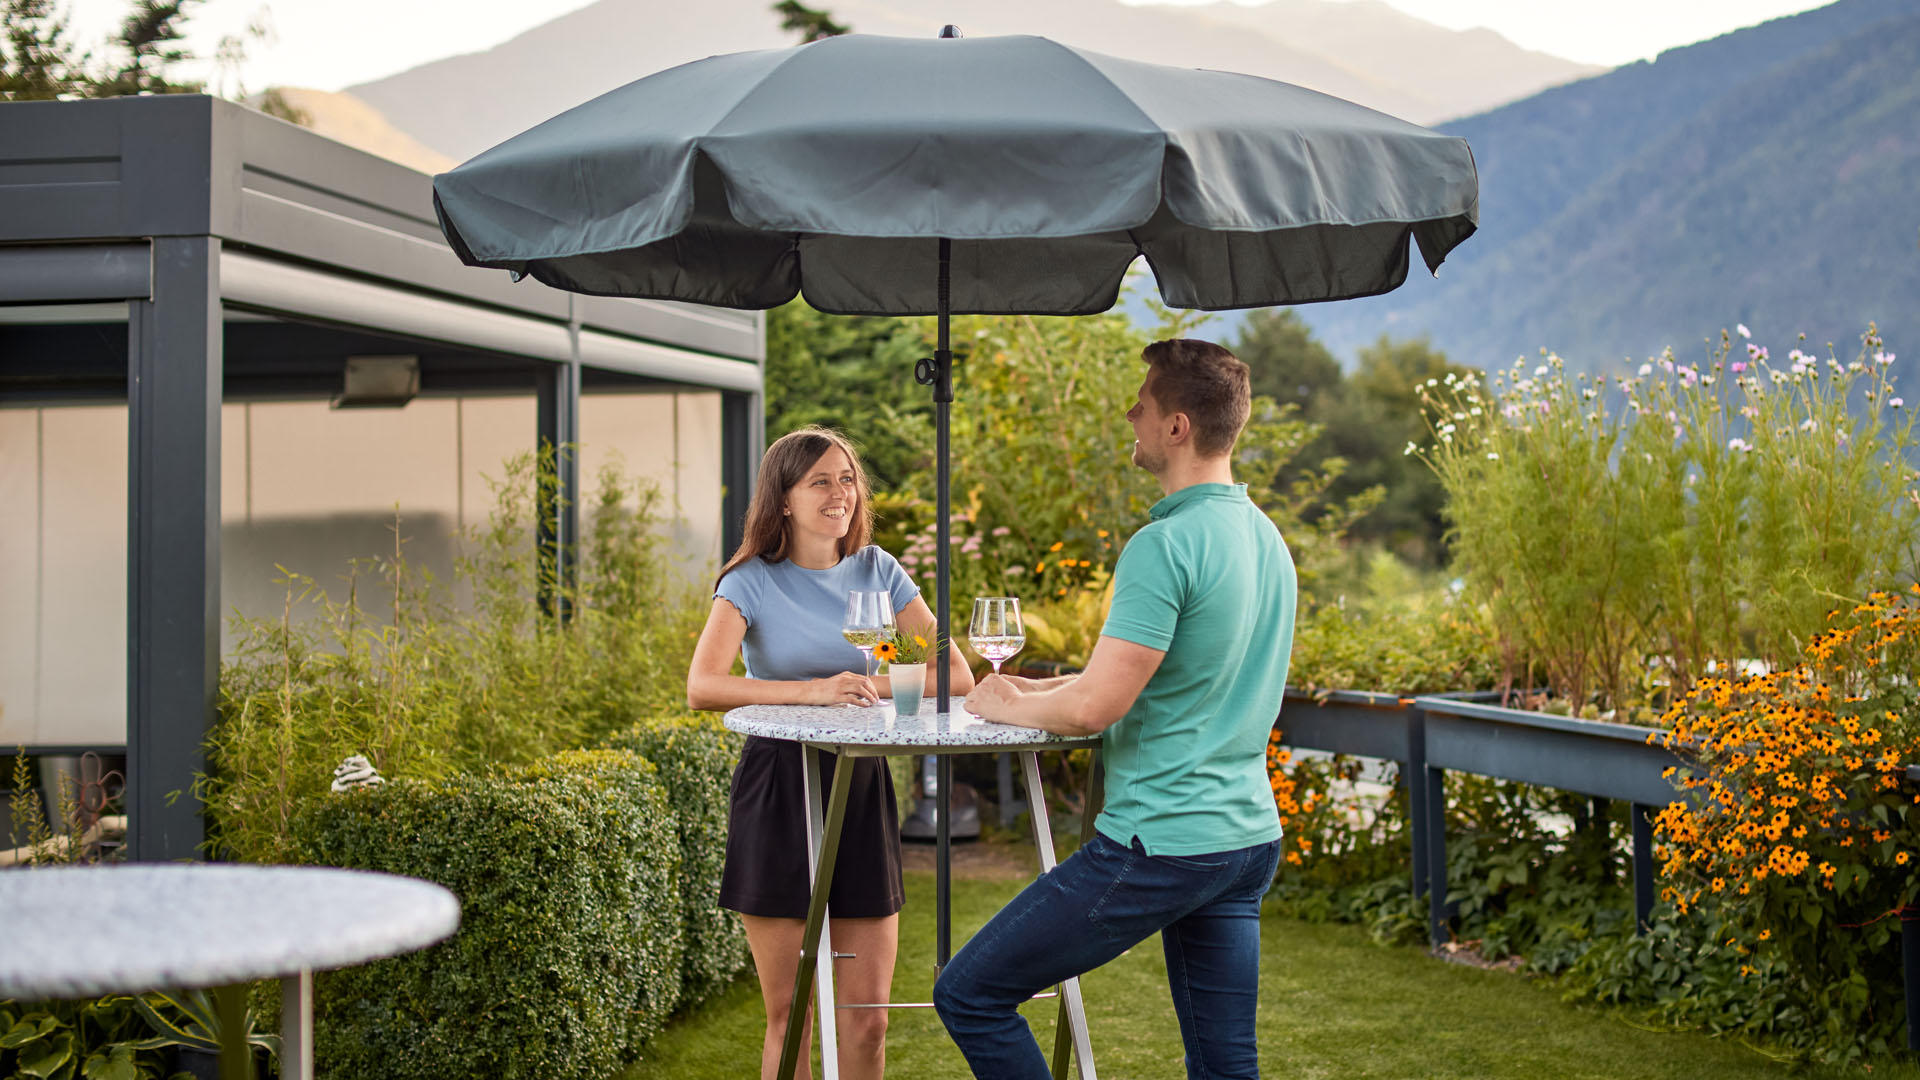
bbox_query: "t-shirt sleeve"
[714,561,761,628]
[869,546,923,615]
[1101,529,1180,652]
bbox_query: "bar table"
[725,701,1103,1080]
[0,864,459,1080]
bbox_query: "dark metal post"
[1902,906,1920,1051]
[1406,705,1429,899]
[720,390,761,559]
[1631,802,1655,934]
[933,236,955,970]
[534,358,580,619]
[127,236,221,863]
[1425,764,1449,948]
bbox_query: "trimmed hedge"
[291,749,682,1080]
[603,713,750,1009]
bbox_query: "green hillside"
[1294,0,1920,370]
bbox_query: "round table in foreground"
[0,864,459,1080]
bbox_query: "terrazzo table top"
[0,864,460,999]
[725,702,1101,750]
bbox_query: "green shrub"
[290,749,682,1080]
[1415,326,1918,712]
[208,451,708,864]
[602,715,749,1009]
[873,302,1380,618]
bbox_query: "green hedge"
[291,749,682,1080]
[603,714,749,1009]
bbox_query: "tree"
[763,301,928,489]
[1234,308,1342,415]
[96,0,202,96]
[0,0,87,100]
[1317,336,1480,562]
[771,1,850,44]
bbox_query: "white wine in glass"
[969,596,1025,676]
[843,590,894,679]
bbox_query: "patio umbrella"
[432,24,1477,976]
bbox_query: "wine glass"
[842,590,895,679]
[968,596,1026,676]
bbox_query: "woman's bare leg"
[744,915,812,1080]
[743,913,900,1080]
[827,914,899,1080]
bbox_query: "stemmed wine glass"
[968,596,1026,676]
[842,590,895,680]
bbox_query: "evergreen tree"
[772,1,850,44]
[0,0,87,100]
[1234,308,1343,414]
[97,0,202,96]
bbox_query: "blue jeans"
[934,832,1282,1080]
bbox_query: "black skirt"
[719,735,906,919]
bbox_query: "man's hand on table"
[964,673,1030,724]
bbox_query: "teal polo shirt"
[1095,482,1295,856]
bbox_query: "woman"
[688,426,974,1080]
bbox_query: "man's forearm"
[983,680,1105,737]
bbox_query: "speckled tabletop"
[724,702,1101,751]
[0,864,460,999]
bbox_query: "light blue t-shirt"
[1095,482,1296,856]
[715,546,921,681]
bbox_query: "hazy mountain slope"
[1293,0,1920,368]
[269,88,455,173]
[1157,0,1602,121]
[346,0,1592,163]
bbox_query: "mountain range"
[1290,0,1920,369]
[341,0,1598,163]
[314,0,1913,377]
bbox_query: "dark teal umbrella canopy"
[433,32,1478,316]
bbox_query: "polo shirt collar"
[1149,482,1247,521]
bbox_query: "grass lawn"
[621,855,1920,1079]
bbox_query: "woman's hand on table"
[806,672,880,707]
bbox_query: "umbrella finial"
[939,24,964,38]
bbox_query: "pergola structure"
[0,95,765,861]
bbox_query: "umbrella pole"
[934,236,954,972]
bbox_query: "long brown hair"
[715,426,875,589]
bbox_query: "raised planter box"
[1276,689,1687,944]
[1276,689,1920,1051]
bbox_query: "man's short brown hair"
[1141,338,1252,458]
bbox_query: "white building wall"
[0,388,723,747]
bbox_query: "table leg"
[280,969,312,1080]
[213,983,250,1080]
[779,745,855,1080]
[1020,751,1097,1080]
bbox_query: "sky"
[61,0,1835,95]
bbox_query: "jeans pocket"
[1155,851,1234,873]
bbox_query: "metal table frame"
[781,734,1102,1080]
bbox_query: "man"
[936,338,1296,1080]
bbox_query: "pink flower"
[1730,361,1747,373]
[1893,398,1906,409]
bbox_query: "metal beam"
[127,236,221,862]
[0,245,150,302]
[721,390,762,560]
[535,357,581,619]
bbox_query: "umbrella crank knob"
[916,352,956,403]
